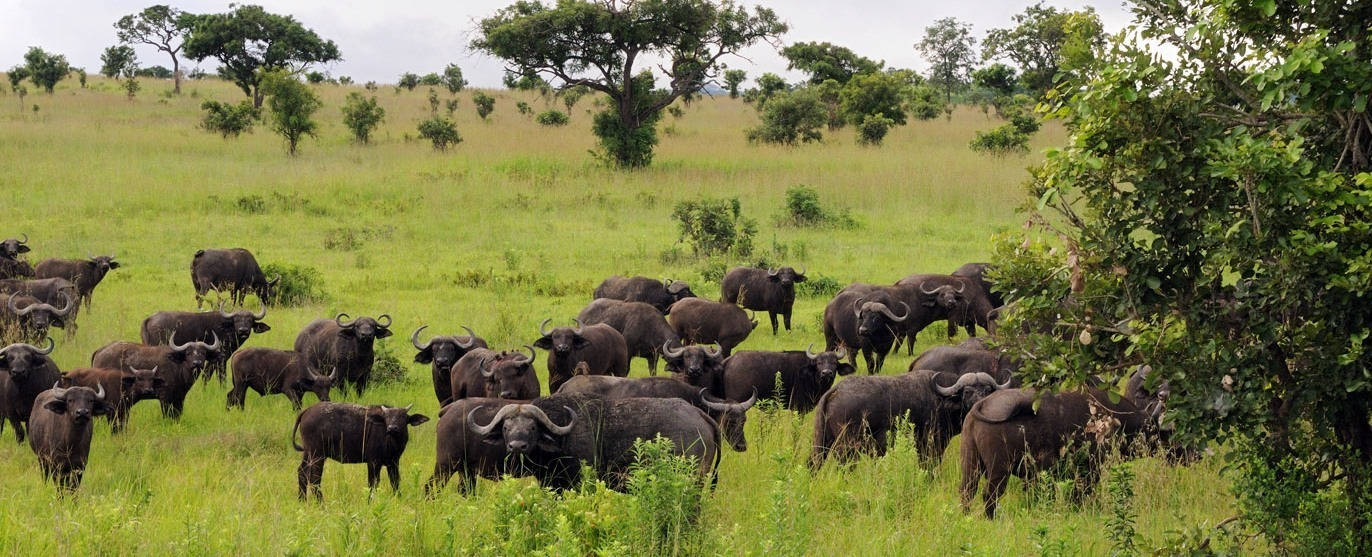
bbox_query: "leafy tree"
[473,0,787,168]
[855,113,893,146]
[22,47,71,93]
[397,73,419,91]
[340,92,385,144]
[427,88,440,113]
[839,71,908,126]
[419,73,442,87]
[671,197,755,257]
[745,88,825,145]
[904,83,947,121]
[200,99,259,137]
[136,65,174,79]
[338,76,352,85]
[7,66,30,91]
[182,4,341,107]
[100,45,139,79]
[994,0,1372,550]
[982,2,1103,95]
[503,71,551,97]
[472,91,495,120]
[750,72,788,107]
[445,98,459,116]
[536,109,569,126]
[417,116,461,151]
[559,85,588,111]
[723,69,746,98]
[972,63,1017,96]
[260,70,321,155]
[75,68,87,88]
[780,41,882,85]
[967,124,1027,155]
[115,5,192,94]
[304,71,326,84]
[916,17,977,103]
[441,64,467,93]
[123,77,141,99]
[815,78,844,130]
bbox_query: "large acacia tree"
[182,4,340,107]
[780,41,882,85]
[115,5,193,94]
[981,2,1102,95]
[473,0,787,168]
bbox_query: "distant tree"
[338,76,353,85]
[7,66,30,92]
[363,81,377,91]
[751,72,788,107]
[200,99,259,137]
[101,45,138,79]
[441,64,467,93]
[340,92,385,144]
[427,88,440,113]
[536,109,569,126]
[472,91,495,120]
[855,113,894,146]
[972,63,1017,96]
[23,47,71,93]
[75,68,87,88]
[839,71,909,126]
[123,77,141,99]
[397,73,419,91]
[260,70,322,155]
[916,17,977,103]
[982,2,1104,94]
[815,78,844,130]
[182,4,341,107]
[419,72,442,87]
[903,83,947,121]
[445,98,459,115]
[417,116,461,151]
[746,88,825,145]
[305,71,326,84]
[135,65,174,79]
[559,85,588,111]
[780,41,883,85]
[114,5,193,94]
[723,69,746,98]
[516,101,532,116]
[474,0,787,167]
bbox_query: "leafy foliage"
[115,4,192,93]
[182,4,341,107]
[260,71,322,155]
[123,77,141,99]
[472,91,495,120]
[260,262,325,306]
[916,17,977,102]
[441,64,467,93]
[340,92,385,144]
[981,2,1103,95]
[671,196,756,257]
[22,47,70,93]
[781,41,883,85]
[536,109,569,126]
[723,68,746,98]
[417,116,461,151]
[625,436,707,554]
[136,65,173,79]
[199,99,259,138]
[419,73,442,87]
[397,73,419,91]
[777,185,855,229]
[748,72,788,107]
[746,88,825,145]
[100,45,138,79]
[839,71,908,126]
[855,113,894,146]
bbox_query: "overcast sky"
[0,0,1133,87]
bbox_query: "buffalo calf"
[229,348,337,410]
[293,402,430,500]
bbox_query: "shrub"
[536,109,569,126]
[855,113,893,146]
[840,71,909,126]
[969,124,1030,155]
[441,63,467,93]
[426,88,440,113]
[397,73,419,90]
[260,263,326,306]
[368,340,409,386]
[626,437,707,553]
[472,91,495,120]
[444,98,458,116]
[123,77,141,99]
[261,71,322,156]
[419,72,442,86]
[1010,111,1041,134]
[304,71,326,84]
[516,101,532,116]
[340,92,385,144]
[905,84,947,121]
[795,275,841,298]
[671,197,756,257]
[746,89,825,145]
[592,107,659,167]
[200,100,259,138]
[417,116,461,151]
[777,185,856,229]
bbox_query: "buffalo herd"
[0,233,1186,519]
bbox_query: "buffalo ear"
[252,322,271,333]
[837,363,857,376]
[408,414,430,426]
[532,337,554,350]
[413,349,434,364]
[16,245,30,254]
[107,261,120,269]
[43,399,67,414]
[767,274,781,282]
[121,376,136,386]
[571,336,591,350]
[795,274,807,283]
[375,328,393,339]
[93,401,112,416]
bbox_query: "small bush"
[905,84,947,121]
[536,109,569,126]
[777,185,857,229]
[626,436,707,553]
[795,275,841,298]
[123,78,140,99]
[1010,112,1041,135]
[340,92,385,144]
[261,70,322,156]
[260,263,326,306]
[671,197,756,257]
[426,88,440,113]
[969,124,1031,155]
[746,89,825,145]
[472,91,495,120]
[417,116,461,151]
[200,100,258,138]
[444,98,458,116]
[236,194,266,214]
[516,101,532,116]
[368,340,409,386]
[855,113,893,146]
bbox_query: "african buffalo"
[34,256,120,311]
[0,338,61,442]
[666,298,757,357]
[577,299,679,375]
[721,346,855,413]
[534,319,629,393]
[292,401,430,500]
[662,343,727,394]
[424,397,522,494]
[60,366,163,433]
[2,292,74,342]
[0,235,34,279]
[720,266,807,335]
[141,305,270,384]
[294,313,393,396]
[593,275,695,314]
[557,374,757,451]
[0,278,80,334]
[28,383,109,491]
[909,345,1019,385]
[447,347,541,403]
[228,348,338,410]
[811,370,1011,468]
[90,334,220,419]
[411,325,487,405]
[190,248,280,308]
[822,287,910,374]
[894,274,998,346]
[952,262,1004,308]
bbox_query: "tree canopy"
[115,5,193,93]
[182,4,340,107]
[100,45,139,79]
[916,17,977,102]
[22,47,71,93]
[981,2,1102,95]
[780,41,882,85]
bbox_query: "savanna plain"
[0,77,1234,555]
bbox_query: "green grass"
[0,76,1235,554]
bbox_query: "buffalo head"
[701,387,757,451]
[663,279,696,302]
[122,365,166,401]
[662,342,724,385]
[44,382,109,426]
[805,344,855,379]
[366,403,429,438]
[0,337,54,381]
[533,319,591,356]
[296,366,340,402]
[766,265,808,289]
[853,298,910,337]
[468,403,575,456]
[169,330,221,373]
[412,324,481,371]
[918,280,966,310]
[0,234,30,260]
[219,303,270,343]
[335,313,393,341]
[932,372,1012,411]
[482,347,536,399]
[7,292,74,333]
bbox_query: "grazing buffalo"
[2,292,74,342]
[0,235,34,279]
[534,319,629,393]
[593,275,695,314]
[0,338,61,442]
[91,335,220,419]
[894,274,998,346]
[822,287,910,374]
[811,370,1011,468]
[557,374,758,451]
[34,256,120,310]
[28,383,110,492]
[662,343,727,394]
[141,305,270,384]
[411,325,487,406]
[959,386,1155,518]
[952,262,1004,308]
[720,266,807,335]
[721,346,855,413]
[577,299,679,375]
[909,345,1019,385]
[666,298,757,357]
[228,348,338,410]
[190,248,280,307]
[294,313,393,396]
[60,366,163,433]
[293,402,430,500]
[447,347,541,403]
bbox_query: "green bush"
[472,91,495,120]
[368,340,409,386]
[969,124,1030,155]
[535,109,569,126]
[261,70,322,156]
[777,185,857,229]
[746,89,825,145]
[417,116,462,151]
[626,436,707,553]
[260,263,325,307]
[1010,112,1041,134]
[671,197,756,257]
[592,107,660,168]
[516,101,532,115]
[340,92,385,144]
[855,113,894,146]
[199,100,259,138]
[795,275,841,298]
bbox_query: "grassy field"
[0,76,1235,554]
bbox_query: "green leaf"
[1037,187,1058,210]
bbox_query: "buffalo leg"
[862,348,875,375]
[298,455,324,501]
[783,311,792,332]
[8,417,23,443]
[161,396,185,419]
[647,353,659,376]
[768,312,779,335]
[983,468,1009,518]
[387,462,401,492]
[366,462,382,494]
[227,381,247,410]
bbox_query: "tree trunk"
[252,86,264,109]
[172,56,181,95]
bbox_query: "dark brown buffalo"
[959,387,1155,518]
[411,325,487,405]
[34,256,120,311]
[811,370,1011,469]
[91,335,220,419]
[952,262,1004,308]
[666,298,757,357]
[576,298,679,374]
[0,278,80,335]
[721,346,855,413]
[534,319,630,393]
[29,383,110,491]
[447,347,541,403]
[293,313,393,396]
[661,343,727,394]
[909,345,1019,385]
[228,348,338,410]
[557,374,757,451]
[0,339,60,442]
[720,266,807,335]
[190,248,280,308]
[894,274,998,346]
[822,287,911,374]
[0,235,34,279]
[424,397,522,494]
[141,305,270,384]
[2,292,74,342]
[593,275,695,314]
[292,401,430,500]
[60,366,163,433]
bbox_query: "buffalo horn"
[806,343,819,359]
[403,403,413,412]
[376,314,392,328]
[52,292,74,317]
[767,267,778,277]
[252,303,267,320]
[50,381,68,400]
[169,329,190,352]
[206,331,221,352]
[514,345,536,365]
[834,346,847,360]
[878,302,911,322]
[527,405,576,435]
[94,381,105,401]
[918,282,939,295]
[335,313,356,328]
[467,404,521,436]
[662,341,685,358]
[411,325,432,351]
[701,387,758,412]
[538,318,553,337]
[456,326,479,348]
[572,318,583,334]
[8,294,33,316]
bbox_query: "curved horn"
[36,336,55,355]
[376,314,392,328]
[403,403,413,413]
[18,233,28,244]
[878,302,911,323]
[50,381,68,400]
[852,298,865,320]
[480,355,495,378]
[797,265,806,277]
[205,331,221,352]
[538,318,553,337]
[329,367,340,382]
[767,267,778,276]
[335,313,355,328]
[467,404,520,436]
[8,294,35,316]
[834,345,847,360]
[955,281,966,293]
[514,345,536,365]
[52,292,74,317]
[269,274,282,286]
[919,282,939,295]
[662,341,685,358]
[572,318,583,334]
[219,301,235,319]
[527,405,576,435]
[456,326,479,348]
[806,343,819,359]
[128,364,159,374]
[935,372,997,397]
[169,329,191,352]
[703,344,723,358]
[701,387,758,412]
[252,304,267,320]
[94,381,105,401]
[410,325,432,351]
